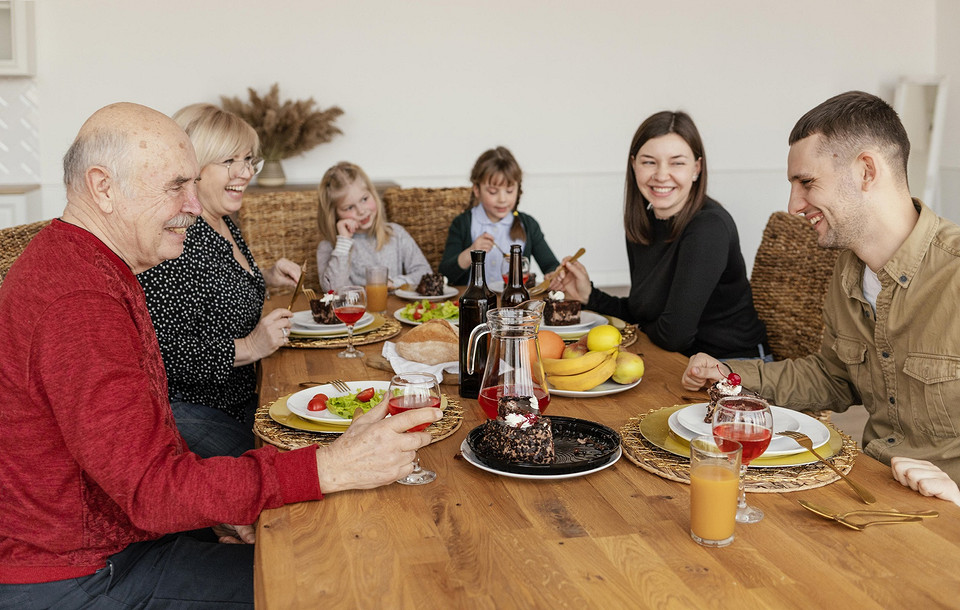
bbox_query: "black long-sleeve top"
[587,198,767,358]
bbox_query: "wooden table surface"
[254,295,960,609]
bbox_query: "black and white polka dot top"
[138,216,265,421]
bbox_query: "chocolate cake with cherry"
[309,290,339,324]
[543,290,581,326]
[705,368,763,423]
[416,272,446,297]
[473,396,555,464]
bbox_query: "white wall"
[2,0,945,284]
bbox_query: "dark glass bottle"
[459,250,498,399]
[499,244,530,307]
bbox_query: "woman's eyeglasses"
[216,156,264,178]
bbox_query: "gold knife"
[287,260,307,310]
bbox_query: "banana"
[546,349,618,391]
[542,348,616,376]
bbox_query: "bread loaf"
[395,319,459,365]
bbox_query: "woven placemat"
[620,406,858,493]
[287,317,402,349]
[254,394,463,450]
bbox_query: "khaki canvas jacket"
[730,200,960,482]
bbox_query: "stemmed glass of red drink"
[332,285,366,359]
[711,394,773,523]
[387,373,439,485]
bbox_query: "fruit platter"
[539,325,644,397]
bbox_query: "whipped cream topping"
[716,378,742,395]
[319,293,335,304]
[548,290,565,301]
[504,413,535,429]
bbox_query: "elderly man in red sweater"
[0,103,441,608]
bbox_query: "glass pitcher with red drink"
[465,303,550,419]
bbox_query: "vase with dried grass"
[221,84,343,187]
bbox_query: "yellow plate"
[289,313,387,339]
[639,404,843,468]
[269,392,449,434]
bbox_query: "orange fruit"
[537,329,566,360]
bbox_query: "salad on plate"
[398,299,459,324]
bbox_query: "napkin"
[382,341,459,383]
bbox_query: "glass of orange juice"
[364,265,389,314]
[689,435,741,547]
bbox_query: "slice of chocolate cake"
[416,272,446,297]
[705,369,762,423]
[543,291,581,326]
[474,396,555,464]
[310,291,339,324]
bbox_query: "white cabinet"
[0,1,35,76]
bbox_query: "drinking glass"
[711,395,773,524]
[332,285,366,359]
[364,265,389,314]
[387,373,439,485]
[689,435,741,547]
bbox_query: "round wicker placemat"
[254,394,463,450]
[620,406,858,493]
[287,317,402,349]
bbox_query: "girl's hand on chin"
[337,218,359,237]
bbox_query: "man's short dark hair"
[789,90,910,186]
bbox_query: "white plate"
[676,403,800,437]
[290,310,375,335]
[395,286,458,301]
[393,307,460,326]
[668,405,830,458]
[460,439,621,480]
[549,377,642,398]
[286,380,391,424]
[540,310,606,334]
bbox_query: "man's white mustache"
[165,214,197,229]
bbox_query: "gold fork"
[778,430,877,504]
[303,287,319,302]
[299,379,351,393]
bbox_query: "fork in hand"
[778,430,877,504]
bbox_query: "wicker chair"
[236,190,322,293]
[0,219,52,288]
[750,212,842,361]
[381,187,471,272]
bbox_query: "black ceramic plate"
[466,416,621,475]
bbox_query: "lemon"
[586,324,622,352]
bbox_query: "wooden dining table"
[254,294,960,608]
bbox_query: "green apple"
[611,351,644,384]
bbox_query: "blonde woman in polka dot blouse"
[138,104,301,458]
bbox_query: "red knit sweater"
[0,220,322,584]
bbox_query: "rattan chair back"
[381,187,471,272]
[751,212,842,361]
[237,190,322,293]
[0,219,52,288]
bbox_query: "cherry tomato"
[453,299,459,307]
[307,393,328,411]
[429,302,437,309]
[356,387,375,402]
[413,310,423,320]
